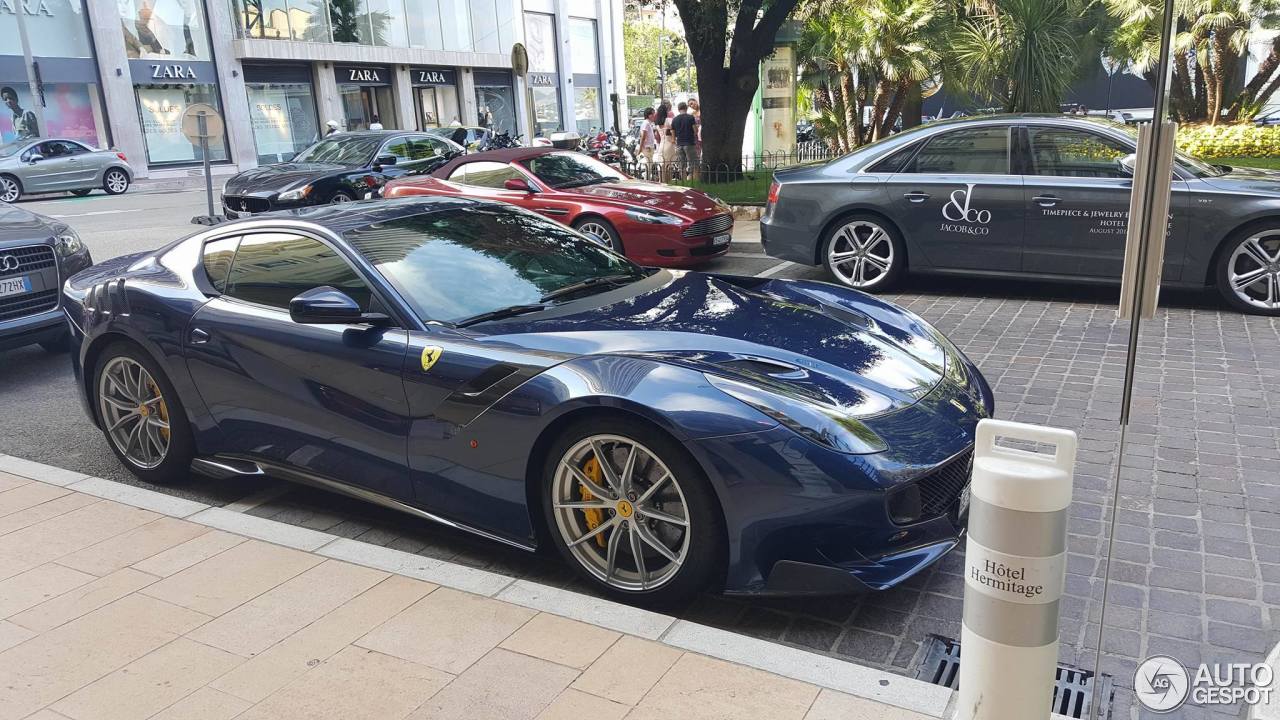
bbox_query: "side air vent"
[458,363,520,396]
[717,357,807,380]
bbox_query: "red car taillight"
[116,152,127,162]
[767,181,780,205]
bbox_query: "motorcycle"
[486,130,523,149]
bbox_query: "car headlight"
[277,185,312,202]
[704,373,886,454]
[54,230,84,257]
[626,208,682,225]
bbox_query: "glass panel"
[119,0,213,60]
[287,0,330,41]
[520,151,622,188]
[246,82,319,164]
[237,0,291,38]
[202,237,239,293]
[0,0,94,57]
[470,0,498,52]
[454,161,521,188]
[531,86,561,137]
[327,0,365,42]
[363,0,407,46]
[475,83,515,133]
[338,85,369,129]
[495,0,516,50]
[404,0,442,49]
[226,233,370,310]
[905,127,1008,174]
[135,84,229,164]
[0,83,106,145]
[438,0,471,51]
[573,86,600,136]
[524,12,557,73]
[568,18,598,74]
[1028,128,1130,178]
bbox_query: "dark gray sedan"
[0,138,134,203]
[762,115,1280,315]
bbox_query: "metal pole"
[199,113,214,219]
[1091,0,1176,717]
[12,1,48,138]
[659,1,666,101]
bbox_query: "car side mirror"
[503,178,534,192]
[374,154,397,168]
[1117,153,1137,176]
[289,286,389,326]
[27,154,43,164]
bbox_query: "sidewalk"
[0,456,945,720]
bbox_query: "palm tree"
[952,0,1083,113]
[849,0,948,140]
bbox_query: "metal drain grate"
[913,635,1114,720]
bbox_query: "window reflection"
[119,0,212,60]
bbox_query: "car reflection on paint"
[762,114,1280,315]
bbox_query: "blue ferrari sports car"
[62,197,992,604]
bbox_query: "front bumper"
[222,194,310,219]
[0,308,65,352]
[621,217,734,267]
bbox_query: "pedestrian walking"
[324,120,341,136]
[672,102,700,181]
[369,115,384,131]
[638,107,659,180]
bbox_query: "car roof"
[918,113,1133,132]
[432,147,559,176]
[230,196,501,235]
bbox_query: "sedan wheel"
[98,356,171,470]
[1218,229,1280,315]
[104,169,129,195]
[0,175,20,203]
[329,191,354,204]
[824,218,902,291]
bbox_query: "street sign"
[181,103,224,145]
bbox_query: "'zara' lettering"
[348,68,381,82]
[151,64,195,80]
[417,70,446,84]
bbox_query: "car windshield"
[344,205,647,323]
[0,141,27,158]
[520,152,624,189]
[292,136,382,166]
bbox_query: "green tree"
[952,0,1083,113]
[623,14,688,96]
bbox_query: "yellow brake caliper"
[580,456,608,548]
[147,379,170,441]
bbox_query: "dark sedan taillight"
[767,181,780,206]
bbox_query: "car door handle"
[1032,195,1061,207]
[189,327,210,345]
[903,191,930,203]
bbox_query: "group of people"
[636,99,701,183]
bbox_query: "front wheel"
[822,215,905,291]
[328,190,355,204]
[1215,227,1280,315]
[0,175,21,203]
[103,169,130,195]
[94,343,194,484]
[542,417,724,607]
[573,217,623,254]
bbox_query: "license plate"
[0,275,31,298]
[711,233,731,247]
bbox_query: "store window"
[412,69,459,128]
[568,18,601,136]
[0,0,94,57]
[245,79,318,164]
[0,82,107,146]
[439,0,472,51]
[361,0,408,47]
[574,87,601,136]
[474,72,515,133]
[404,0,443,49]
[524,12,557,73]
[135,84,229,164]
[524,12,560,137]
[568,18,598,74]
[335,66,395,131]
[119,0,213,60]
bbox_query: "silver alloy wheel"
[97,356,171,470]
[0,176,18,203]
[1227,231,1280,310]
[828,220,895,288]
[330,193,352,204]
[577,221,613,248]
[105,170,128,194]
[551,435,690,592]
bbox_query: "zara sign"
[127,59,216,85]
[412,68,456,87]
[335,66,388,85]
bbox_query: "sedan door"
[886,125,1024,272]
[1018,125,1189,280]
[183,231,415,500]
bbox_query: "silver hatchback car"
[0,138,134,202]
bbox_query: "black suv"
[0,202,92,352]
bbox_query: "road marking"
[725,251,771,259]
[222,482,291,513]
[48,208,147,218]
[754,261,794,277]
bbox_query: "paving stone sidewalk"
[0,470,939,720]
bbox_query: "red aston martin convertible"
[383,147,733,266]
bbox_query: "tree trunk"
[1229,36,1280,120]
[901,82,923,129]
[1192,52,1209,122]
[696,64,756,173]
[880,79,910,137]
[841,68,860,149]
[870,78,892,142]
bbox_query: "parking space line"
[222,482,291,513]
[48,209,146,218]
[754,261,794,277]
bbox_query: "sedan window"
[223,232,372,310]
[292,136,382,166]
[344,206,646,323]
[522,152,623,189]
[1028,128,1129,178]
[904,127,1009,174]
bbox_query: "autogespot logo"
[1135,655,1190,713]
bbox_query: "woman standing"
[656,101,677,182]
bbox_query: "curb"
[0,452,955,717]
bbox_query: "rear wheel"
[822,215,905,291]
[103,169,129,195]
[542,417,724,607]
[573,217,623,254]
[328,190,355,204]
[1215,226,1280,315]
[0,175,20,203]
[93,343,194,484]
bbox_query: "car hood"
[0,202,57,248]
[486,271,947,417]
[1199,165,1280,196]
[224,162,351,195]
[569,180,725,217]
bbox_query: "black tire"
[103,168,130,195]
[572,217,624,254]
[1214,224,1280,316]
[541,415,725,607]
[820,213,906,292]
[70,189,93,197]
[92,341,195,485]
[328,190,356,204]
[0,174,21,203]
[39,332,70,353]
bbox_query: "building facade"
[1,0,625,179]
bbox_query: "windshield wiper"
[539,274,637,302]
[453,303,548,328]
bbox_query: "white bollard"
[958,419,1077,720]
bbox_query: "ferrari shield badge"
[420,345,443,372]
